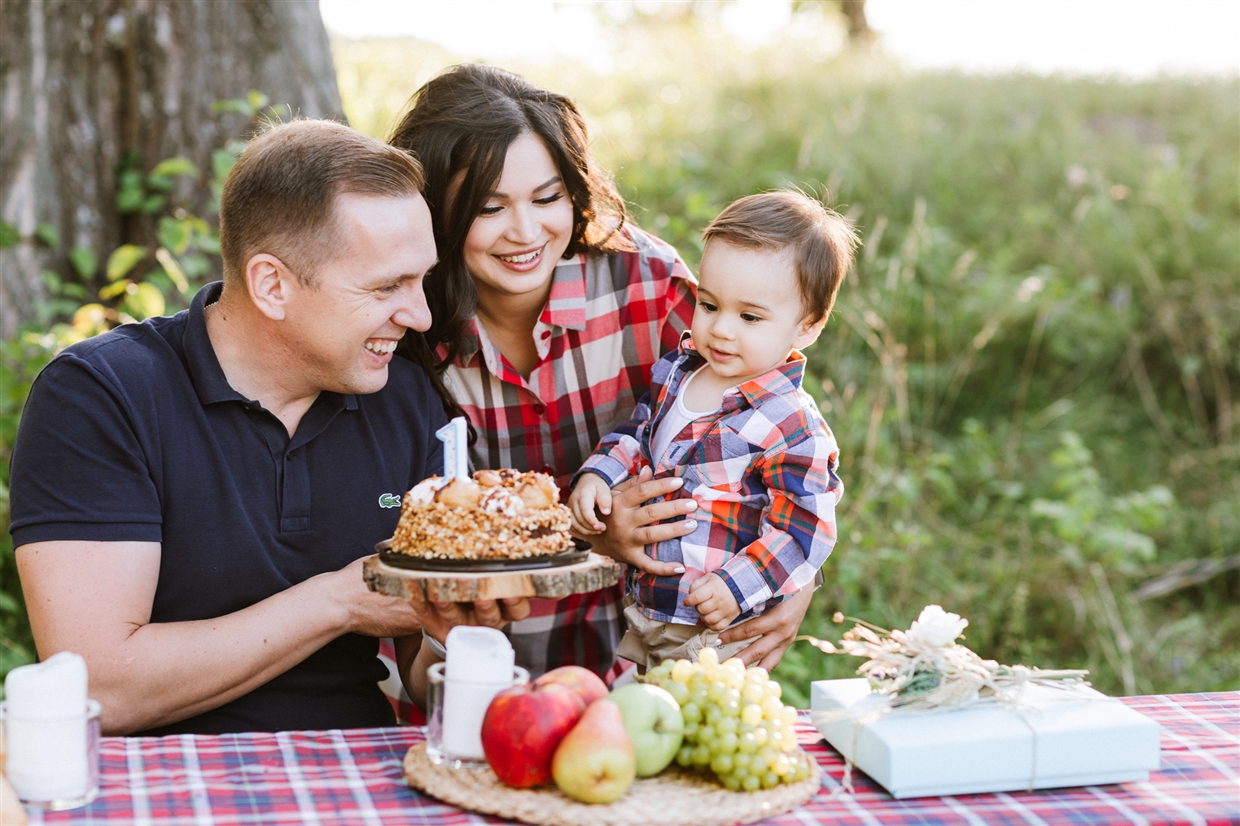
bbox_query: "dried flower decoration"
[798,605,1089,711]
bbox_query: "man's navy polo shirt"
[10,282,445,734]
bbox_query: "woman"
[389,64,814,689]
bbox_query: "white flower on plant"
[906,605,968,647]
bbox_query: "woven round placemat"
[403,742,821,826]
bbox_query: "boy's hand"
[684,573,741,631]
[569,474,612,535]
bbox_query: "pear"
[551,699,636,804]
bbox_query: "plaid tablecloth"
[22,692,1239,825]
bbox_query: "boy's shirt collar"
[674,333,807,409]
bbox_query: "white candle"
[435,416,469,481]
[3,652,92,803]
[441,627,514,760]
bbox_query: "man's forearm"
[18,541,416,735]
[97,575,358,732]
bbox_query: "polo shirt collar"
[675,335,807,408]
[184,281,245,406]
[448,253,590,369]
[183,281,358,414]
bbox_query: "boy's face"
[691,240,825,387]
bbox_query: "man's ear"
[244,253,295,321]
[793,312,829,350]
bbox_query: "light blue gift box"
[810,678,1161,799]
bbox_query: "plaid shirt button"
[533,404,546,415]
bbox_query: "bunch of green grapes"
[643,647,813,791]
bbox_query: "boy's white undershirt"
[650,365,726,467]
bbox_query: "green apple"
[608,683,685,777]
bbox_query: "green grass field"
[334,29,1240,704]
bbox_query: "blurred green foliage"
[337,22,1239,703]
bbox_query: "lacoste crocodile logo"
[378,493,402,508]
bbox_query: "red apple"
[533,665,609,707]
[481,681,586,788]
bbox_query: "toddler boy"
[570,191,858,671]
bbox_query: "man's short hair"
[219,119,425,288]
[702,191,859,323]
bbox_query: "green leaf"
[35,222,61,249]
[0,221,18,248]
[106,244,147,281]
[195,233,221,255]
[142,194,167,214]
[245,90,270,111]
[98,280,129,300]
[212,148,238,181]
[155,247,190,293]
[116,169,145,213]
[180,253,211,279]
[145,174,174,193]
[156,216,191,255]
[39,269,64,293]
[150,157,199,180]
[121,281,165,320]
[212,98,254,117]
[69,246,98,279]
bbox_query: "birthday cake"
[388,469,575,561]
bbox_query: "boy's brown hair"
[219,118,425,288]
[702,191,859,323]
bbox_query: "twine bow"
[799,605,1090,796]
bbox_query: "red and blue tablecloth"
[23,692,1240,825]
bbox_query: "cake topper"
[436,416,469,481]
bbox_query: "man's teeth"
[365,340,397,354]
[499,249,540,264]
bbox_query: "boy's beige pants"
[616,599,759,675]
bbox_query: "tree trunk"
[0,0,343,339]
[839,0,874,45]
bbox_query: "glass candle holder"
[1,699,101,810]
[426,661,528,769]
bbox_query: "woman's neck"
[473,286,549,380]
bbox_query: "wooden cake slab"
[363,552,626,602]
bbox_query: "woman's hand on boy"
[718,586,813,671]
[583,467,693,577]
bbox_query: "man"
[10,119,524,735]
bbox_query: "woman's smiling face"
[462,131,574,307]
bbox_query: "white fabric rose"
[907,605,968,647]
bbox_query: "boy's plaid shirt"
[439,226,696,680]
[578,340,842,625]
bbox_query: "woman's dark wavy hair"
[389,64,630,369]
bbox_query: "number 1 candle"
[435,416,468,481]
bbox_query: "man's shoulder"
[42,314,188,386]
